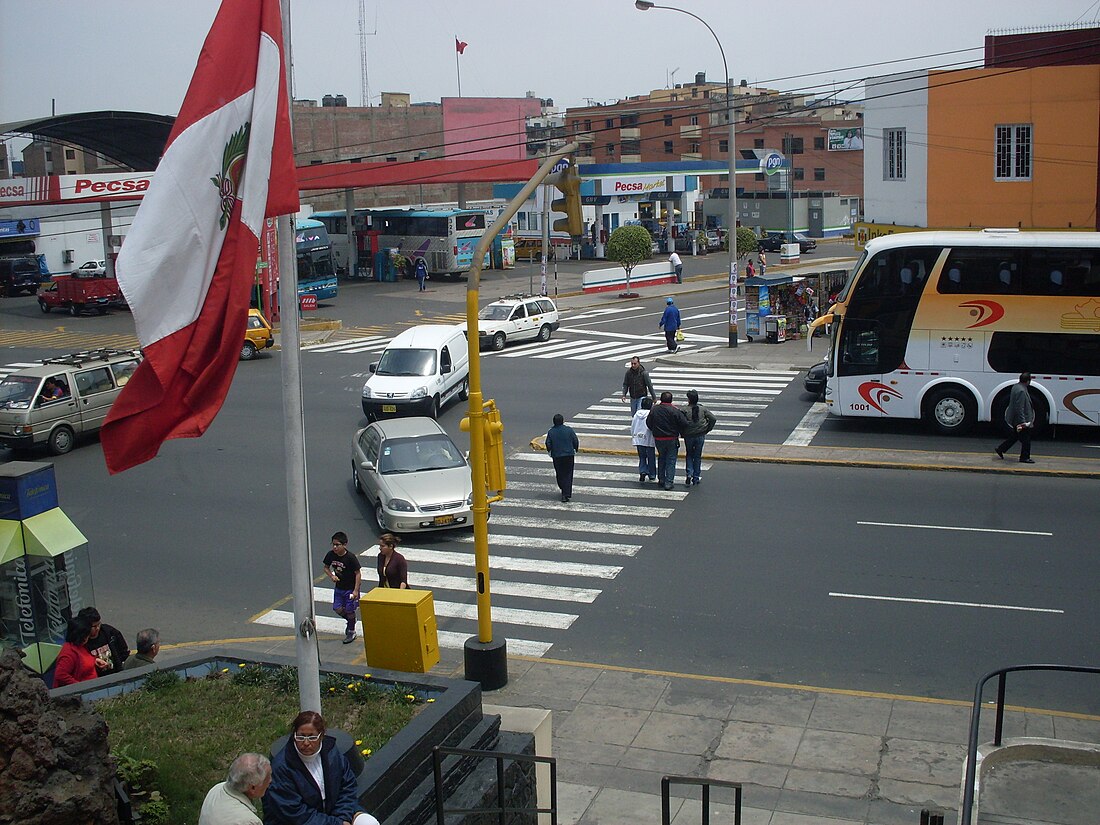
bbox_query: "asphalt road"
[1,276,1096,711]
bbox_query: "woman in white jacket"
[631,396,657,482]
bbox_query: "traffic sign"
[551,157,571,175]
[299,294,318,311]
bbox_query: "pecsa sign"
[61,173,153,201]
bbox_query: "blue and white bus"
[295,218,338,300]
[371,208,491,279]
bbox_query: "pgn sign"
[760,152,785,176]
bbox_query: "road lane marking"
[491,481,687,501]
[829,592,1064,614]
[380,547,623,579]
[304,335,386,352]
[511,453,712,469]
[399,573,601,602]
[494,497,673,518]
[784,403,830,446]
[437,630,552,657]
[450,534,644,556]
[490,514,658,535]
[494,338,596,358]
[650,367,798,378]
[857,521,1053,537]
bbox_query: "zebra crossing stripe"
[397,573,601,603]
[490,514,658,536]
[451,533,643,556]
[502,481,687,502]
[569,342,694,361]
[303,336,386,352]
[650,367,797,379]
[531,340,636,359]
[495,338,597,358]
[493,497,673,519]
[577,409,758,421]
[509,453,712,470]
[600,344,673,363]
[596,398,769,410]
[333,341,391,355]
[387,547,623,579]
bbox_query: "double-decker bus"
[370,208,490,279]
[295,218,338,300]
[818,229,1100,434]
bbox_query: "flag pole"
[279,0,322,713]
[455,37,462,96]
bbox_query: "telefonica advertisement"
[828,128,864,151]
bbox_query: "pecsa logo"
[613,180,663,193]
[960,300,1004,328]
[211,122,251,230]
[857,381,903,414]
[73,177,151,195]
[0,183,27,198]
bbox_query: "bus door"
[834,317,891,418]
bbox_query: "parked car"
[241,309,274,361]
[705,230,723,251]
[758,233,817,253]
[804,360,828,398]
[72,260,107,276]
[0,348,142,455]
[0,256,43,296]
[461,294,560,351]
[792,233,818,253]
[351,416,474,533]
[758,233,785,253]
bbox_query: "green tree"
[605,225,653,293]
[735,226,758,260]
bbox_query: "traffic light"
[550,160,584,238]
[460,400,507,495]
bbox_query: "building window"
[689,142,701,154]
[689,115,699,126]
[754,173,765,182]
[664,115,673,126]
[995,124,1032,180]
[671,93,679,101]
[703,90,710,99]
[517,213,527,231]
[664,141,674,154]
[754,139,764,149]
[719,139,728,153]
[691,87,698,98]
[883,128,906,180]
[65,148,76,160]
[606,143,616,156]
[621,140,641,155]
[584,119,592,131]
[813,136,825,150]
[621,114,638,127]
[794,167,805,181]
[45,150,52,161]
[814,168,826,181]
[783,136,804,154]
[605,118,615,129]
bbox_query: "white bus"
[819,229,1100,434]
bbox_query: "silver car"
[351,416,473,533]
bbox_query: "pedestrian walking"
[669,250,683,284]
[658,297,682,353]
[377,533,408,589]
[995,372,1037,463]
[646,391,688,491]
[414,258,427,291]
[680,389,717,486]
[621,355,656,415]
[631,397,657,483]
[545,413,579,502]
[323,531,362,644]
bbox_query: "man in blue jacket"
[659,297,681,352]
[546,413,579,502]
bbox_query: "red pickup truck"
[37,274,125,316]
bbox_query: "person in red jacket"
[53,615,103,687]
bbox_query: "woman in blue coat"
[263,711,379,825]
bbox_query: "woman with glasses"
[263,711,379,825]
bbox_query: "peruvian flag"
[455,37,468,54]
[101,0,298,474]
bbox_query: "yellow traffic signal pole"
[462,142,578,690]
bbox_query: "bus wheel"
[924,386,977,435]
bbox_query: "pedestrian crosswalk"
[251,451,705,658]
[570,366,796,444]
[0,361,41,379]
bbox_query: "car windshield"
[479,305,512,321]
[0,375,39,409]
[378,434,466,474]
[375,348,437,376]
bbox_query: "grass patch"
[95,664,428,825]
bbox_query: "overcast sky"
[2,0,1096,127]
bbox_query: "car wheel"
[69,304,80,317]
[459,378,469,402]
[47,425,75,456]
[38,300,50,314]
[240,341,257,361]
[374,501,388,531]
[923,385,977,435]
[428,395,440,419]
[537,324,552,342]
[352,462,362,494]
[491,332,506,351]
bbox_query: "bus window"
[1021,249,1100,296]
[837,318,880,376]
[937,248,1022,294]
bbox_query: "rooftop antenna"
[668,67,680,88]
[358,0,378,106]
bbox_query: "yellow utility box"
[359,587,439,673]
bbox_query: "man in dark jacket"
[995,372,1036,463]
[621,356,656,415]
[646,391,688,490]
[545,413,579,502]
[78,606,130,675]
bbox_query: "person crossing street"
[659,297,682,353]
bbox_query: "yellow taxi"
[242,308,274,360]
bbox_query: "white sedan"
[72,260,107,276]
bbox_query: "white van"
[361,325,470,420]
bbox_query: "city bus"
[818,229,1100,434]
[370,208,490,279]
[295,218,338,300]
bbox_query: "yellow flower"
[329,687,336,692]
[355,739,363,746]
[363,673,371,679]
[221,668,229,673]
[361,748,372,756]
[238,663,247,668]
[427,698,436,703]
[405,694,415,701]
[347,683,355,689]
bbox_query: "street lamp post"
[635,0,740,347]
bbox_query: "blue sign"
[550,158,571,175]
[0,218,40,238]
[761,152,785,176]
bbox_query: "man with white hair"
[199,752,271,825]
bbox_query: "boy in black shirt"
[323,531,362,644]
[79,606,130,674]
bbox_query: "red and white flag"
[455,37,468,54]
[101,0,298,474]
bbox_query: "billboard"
[828,128,864,151]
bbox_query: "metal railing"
[661,775,742,825]
[432,744,557,825]
[960,663,1100,825]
